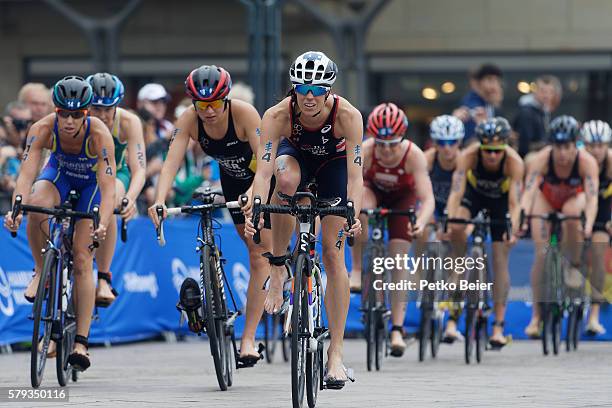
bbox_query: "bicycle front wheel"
[31,248,57,388]
[56,293,76,387]
[292,253,307,408]
[201,246,228,391]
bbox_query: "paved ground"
[0,338,611,408]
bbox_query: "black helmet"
[549,115,580,144]
[475,117,511,144]
[86,73,125,106]
[52,76,93,110]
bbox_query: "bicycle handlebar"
[9,194,101,247]
[250,194,356,246]
[156,200,242,247]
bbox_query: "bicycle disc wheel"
[201,246,227,391]
[465,307,476,364]
[291,254,307,408]
[31,249,57,388]
[418,308,431,362]
[56,293,76,387]
[551,304,561,355]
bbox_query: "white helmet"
[430,115,465,141]
[582,120,612,144]
[289,51,338,87]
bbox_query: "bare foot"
[239,338,260,358]
[390,330,406,353]
[326,348,347,381]
[490,326,507,346]
[24,273,40,301]
[96,279,116,305]
[524,319,541,338]
[72,342,88,358]
[38,339,56,358]
[264,268,285,314]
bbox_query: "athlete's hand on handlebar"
[4,210,22,232]
[91,223,108,242]
[344,217,362,238]
[239,193,253,219]
[148,202,167,228]
[119,196,137,220]
[407,219,425,240]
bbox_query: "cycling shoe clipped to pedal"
[323,365,355,390]
[176,278,203,333]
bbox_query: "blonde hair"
[18,83,51,102]
[228,82,255,105]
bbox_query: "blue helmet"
[52,76,93,110]
[549,115,580,144]
[86,72,125,107]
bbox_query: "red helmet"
[185,65,232,101]
[366,103,408,140]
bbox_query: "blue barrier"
[1,216,611,345]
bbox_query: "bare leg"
[71,219,96,359]
[263,155,300,314]
[490,242,510,344]
[238,225,272,357]
[321,215,351,381]
[348,186,376,291]
[388,238,411,353]
[95,179,125,305]
[526,190,553,335]
[24,181,60,300]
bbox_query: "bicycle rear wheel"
[31,249,57,388]
[201,246,228,391]
[291,254,307,408]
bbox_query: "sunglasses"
[375,138,403,147]
[294,84,329,97]
[194,99,225,111]
[436,139,459,147]
[480,144,507,154]
[56,108,88,119]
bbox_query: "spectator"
[3,101,32,149]
[137,83,173,139]
[17,83,52,122]
[512,75,562,158]
[453,63,504,143]
[0,124,19,211]
[228,82,255,105]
